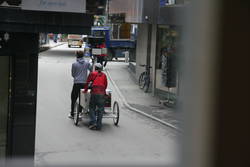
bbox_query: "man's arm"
[83,72,93,92]
[88,62,92,72]
[71,64,76,78]
[104,74,108,90]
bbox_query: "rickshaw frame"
[73,89,120,126]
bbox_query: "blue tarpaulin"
[160,0,167,7]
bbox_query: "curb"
[39,42,65,53]
[105,68,181,131]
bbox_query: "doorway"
[0,56,9,160]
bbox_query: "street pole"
[105,0,110,25]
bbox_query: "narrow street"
[1,1,248,167]
[35,44,179,166]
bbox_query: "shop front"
[155,25,180,101]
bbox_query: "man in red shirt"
[83,63,107,130]
[96,42,107,67]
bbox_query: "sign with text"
[22,0,86,13]
[0,0,22,6]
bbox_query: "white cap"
[95,63,103,70]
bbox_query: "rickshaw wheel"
[113,101,120,126]
[74,102,80,126]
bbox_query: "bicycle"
[138,64,152,93]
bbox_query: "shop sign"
[22,0,86,13]
[0,0,22,6]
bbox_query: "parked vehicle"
[67,34,83,48]
[91,25,136,60]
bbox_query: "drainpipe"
[146,24,152,92]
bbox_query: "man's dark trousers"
[89,94,105,130]
[71,83,85,115]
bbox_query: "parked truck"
[90,24,136,60]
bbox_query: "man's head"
[76,51,83,58]
[95,63,103,71]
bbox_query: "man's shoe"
[68,113,74,119]
[88,124,97,130]
[96,127,101,131]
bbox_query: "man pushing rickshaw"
[83,63,107,130]
[70,37,119,130]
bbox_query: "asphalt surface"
[35,44,179,167]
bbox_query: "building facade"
[108,0,188,102]
[0,2,93,163]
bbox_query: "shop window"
[119,23,131,39]
[156,25,180,90]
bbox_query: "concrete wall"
[135,24,158,95]
[150,24,157,95]
[135,24,149,79]
[109,0,143,23]
[158,5,187,25]
[142,0,159,24]
[109,0,159,24]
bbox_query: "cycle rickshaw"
[73,89,120,126]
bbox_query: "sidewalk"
[106,62,182,131]
[39,40,65,52]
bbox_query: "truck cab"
[91,25,136,60]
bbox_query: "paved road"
[35,44,179,167]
